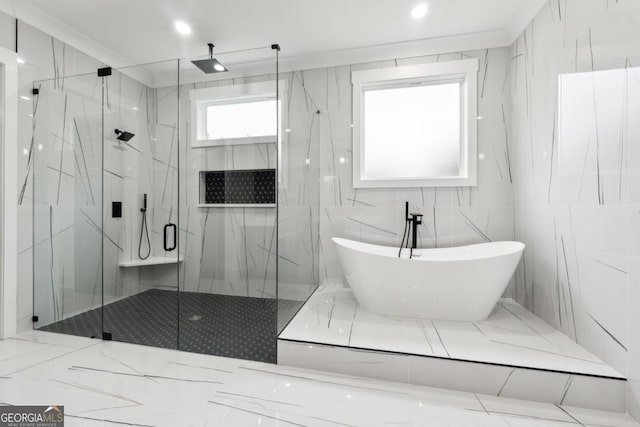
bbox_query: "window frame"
[190,80,287,148]
[351,59,478,188]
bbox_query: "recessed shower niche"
[31,48,320,363]
[199,169,276,207]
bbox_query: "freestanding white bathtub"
[332,238,525,321]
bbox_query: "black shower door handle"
[164,223,177,252]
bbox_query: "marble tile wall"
[150,47,512,307]
[5,18,105,332]
[151,69,321,306]
[155,76,278,297]
[154,47,512,312]
[506,0,640,418]
[308,48,515,289]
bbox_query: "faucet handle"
[410,213,423,225]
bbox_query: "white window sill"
[355,176,477,188]
[192,135,277,148]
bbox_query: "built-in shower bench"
[118,256,184,267]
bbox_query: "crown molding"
[505,0,546,43]
[171,29,512,87]
[0,0,133,67]
[0,0,157,86]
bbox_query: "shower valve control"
[112,201,122,218]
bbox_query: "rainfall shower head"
[114,129,135,142]
[192,43,227,74]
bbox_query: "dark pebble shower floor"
[40,289,301,363]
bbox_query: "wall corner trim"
[0,45,18,339]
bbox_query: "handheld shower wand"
[399,202,410,257]
[405,201,409,224]
[138,193,151,260]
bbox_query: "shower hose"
[139,206,151,260]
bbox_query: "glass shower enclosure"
[31,47,320,363]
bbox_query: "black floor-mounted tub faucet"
[399,201,423,259]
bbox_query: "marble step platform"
[278,286,626,412]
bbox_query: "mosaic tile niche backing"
[200,169,276,205]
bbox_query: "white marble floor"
[0,330,637,427]
[280,286,624,379]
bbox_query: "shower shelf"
[118,256,184,268]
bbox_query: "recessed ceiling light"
[411,3,428,19]
[16,57,25,64]
[20,95,30,101]
[213,63,225,72]
[174,20,192,35]
[132,106,139,111]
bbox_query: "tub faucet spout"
[409,213,423,249]
[398,201,423,259]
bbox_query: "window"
[351,59,478,188]
[204,98,277,141]
[190,81,285,147]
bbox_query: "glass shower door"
[101,60,181,349]
[32,72,105,338]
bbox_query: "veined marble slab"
[280,286,624,379]
[278,286,626,411]
[0,330,636,427]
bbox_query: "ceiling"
[2,0,544,66]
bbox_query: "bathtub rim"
[332,237,525,262]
